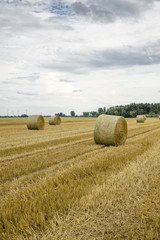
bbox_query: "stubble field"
[0,117,160,240]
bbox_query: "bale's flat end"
[48,116,61,125]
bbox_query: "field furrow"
[42,138,160,240]
[1,120,159,161]
[0,132,93,158]
[0,139,103,184]
[0,122,159,189]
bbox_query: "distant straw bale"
[27,115,45,130]
[48,116,61,125]
[94,114,128,146]
[136,115,145,123]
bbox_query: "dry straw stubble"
[94,114,128,146]
[48,116,61,125]
[27,115,45,130]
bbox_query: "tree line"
[1,103,159,118]
[80,103,160,118]
[106,103,160,118]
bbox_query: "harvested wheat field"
[0,117,160,240]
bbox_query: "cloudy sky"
[0,0,160,116]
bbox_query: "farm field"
[0,117,160,240]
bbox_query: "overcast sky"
[0,0,160,116]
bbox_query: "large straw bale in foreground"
[136,115,145,123]
[94,114,128,146]
[27,115,45,130]
[48,116,61,125]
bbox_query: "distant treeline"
[0,103,160,118]
[106,103,160,118]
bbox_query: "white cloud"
[0,0,160,116]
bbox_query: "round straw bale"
[94,114,128,146]
[136,115,145,123]
[27,115,45,130]
[48,116,61,125]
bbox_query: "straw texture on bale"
[143,115,146,121]
[136,115,145,123]
[27,115,45,130]
[94,114,128,146]
[48,116,61,125]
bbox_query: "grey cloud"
[89,49,160,68]
[0,7,45,33]
[8,74,40,82]
[27,75,40,82]
[40,60,88,74]
[54,25,73,31]
[89,4,114,22]
[0,5,74,36]
[71,0,156,22]
[73,89,82,93]
[60,79,73,83]
[17,91,39,96]
[47,17,74,31]
[31,72,39,75]
[39,42,160,73]
[71,1,115,22]
[1,77,29,84]
[1,80,16,84]
[14,77,27,80]
[0,0,29,6]
[71,2,90,16]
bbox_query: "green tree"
[70,111,75,117]
[106,103,160,118]
[83,112,89,117]
[149,111,156,117]
[130,110,137,118]
[114,110,118,116]
[98,108,104,115]
[91,111,97,117]
[121,109,127,117]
